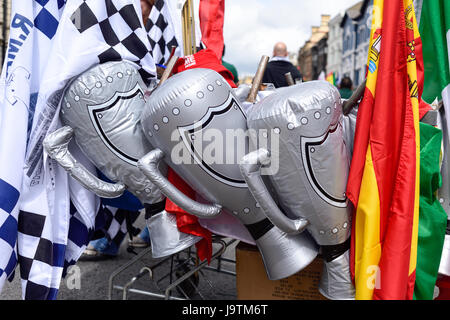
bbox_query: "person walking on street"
[339,76,354,100]
[262,42,302,88]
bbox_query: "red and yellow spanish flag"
[346,0,430,300]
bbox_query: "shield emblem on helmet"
[178,93,248,188]
[300,122,349,208]
[88,83,146,166]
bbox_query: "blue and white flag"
[20,0,156,300]
[1,0,156,299]
[0,0,66,295]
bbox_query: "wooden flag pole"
[181,0,196,56]
[285,72,295,86]
[343,78,367,115]
[158,55,179,87]
[189,0,197,54]
[247,55,270,103]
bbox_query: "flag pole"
[343,78,367,115]
[158,55,179,87]
[181,0,196,55]
[189,0,197,54]
[285,72,295,86]
[247,55,269,103]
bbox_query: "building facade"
[298,0,423,86]
[340,0,373,87]
[326,13,343,78]
[313,35,328,80]
[298,15,330,82]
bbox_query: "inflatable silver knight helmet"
[43,61,202,258]
[242,81,355,299]
[138,68,319,280]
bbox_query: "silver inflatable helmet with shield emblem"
[43,61,204,258]
[241,81,354,299]
[138,68,319,280]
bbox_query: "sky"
[222,0,361,77]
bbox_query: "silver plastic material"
[233,84,251,104]
[138,149,222,218]
[342,105,358,158]
[246,80,352,247]
[439,235,450,276]
[43,126,126,198]
[233,83,276,113]
[240,148,309,234]
[59,60,164,204]
[199,209,256,245]
[318,250,355,300]
[146,210,202,259]
[257,225,318,281]
[246,81,353,295]
[140,68,319,280]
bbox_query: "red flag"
[165,168,213,263]
[346,0,423,299]
[199,0,225,60]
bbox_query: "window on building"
[344,35,350,52]
[354,69,360,86]
[357,25,366,46]
[366,25,371,41]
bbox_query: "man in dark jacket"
[262,42,302,88]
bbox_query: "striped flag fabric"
[346,0,428,300]
[419,0,450,281]
[0,0,67,294]
[326,72,336,86]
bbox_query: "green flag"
[415,0,450,300]
[414,123,448,300]
[420,0,450,107]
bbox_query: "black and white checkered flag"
[70,0,156,81]
[14,0,156,300]
[64,204,140,276]
[18,200,140,299]
[146,0,179,66]
[99,206,141,248]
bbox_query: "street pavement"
[0,216,238,300]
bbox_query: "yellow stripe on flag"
[354,145,382,300]
[403,0,420,277]
[365,0,384,96]
[353,0,384,300]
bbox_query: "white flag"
[7,0,156,299]
[0,0,66,295]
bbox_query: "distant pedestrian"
[262,42,302,88]
[339,76,354,99]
